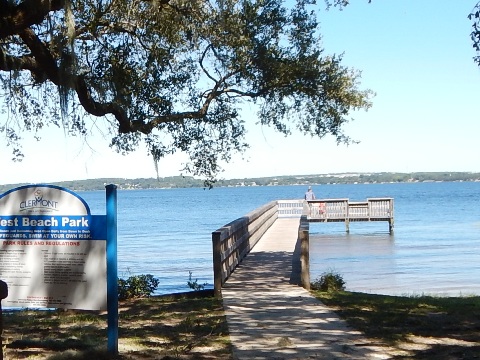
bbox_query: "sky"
[1,1,480,185]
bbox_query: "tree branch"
[18,27,134,133]
[0,47,38,73]
[0,0,65,39]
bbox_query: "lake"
[78,181,480,296]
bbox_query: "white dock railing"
[277,200,306,218]
[307,198,394,232]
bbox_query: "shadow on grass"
[313,291,480,359]
[2,290,232,360]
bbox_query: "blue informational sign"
[0,184,119,354]
[0,215,106,241]
[0,185,111,310]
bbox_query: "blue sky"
[1,1,479,184]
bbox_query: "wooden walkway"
[221,218,398,359]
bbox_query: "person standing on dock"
[304,186,316,201]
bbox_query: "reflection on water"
[310,221,480,296]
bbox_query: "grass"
[312,290,480,359]
[2,289,480,359]
[1,290,233,359]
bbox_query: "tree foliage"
[0,0,373,186]
[470,2,480,66]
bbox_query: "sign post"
[106,184,118,355]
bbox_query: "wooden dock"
[220,218,398,359]
[212,198,395,296]
[212,198,398,357]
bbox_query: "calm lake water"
[79,181,480,296]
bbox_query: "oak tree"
[0,0,373,185]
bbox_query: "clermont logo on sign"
[0,185,89,215]
[0,185,107,310]
[19,189,59,213]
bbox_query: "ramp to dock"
[221,218,398,359]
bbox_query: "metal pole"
[106,185,118,356]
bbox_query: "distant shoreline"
[1,171,479,193]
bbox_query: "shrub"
[311,270,345,292]
[187,271,208,292]
[118,274,159,300]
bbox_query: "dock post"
[298,215,310,290]
[212,231,223,298]
[389,198,394,234]
[300,229,310,290]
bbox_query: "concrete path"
[221,218,397,360]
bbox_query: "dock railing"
[212,200,278,297]
[277,199,306,218]
[307,197,394,233]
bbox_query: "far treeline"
[1,172,479,193]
